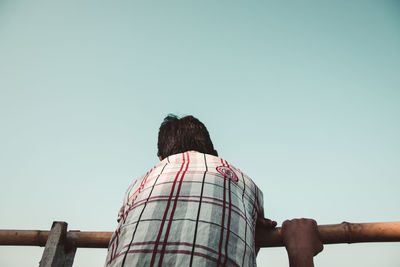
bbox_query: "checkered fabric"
[105,151,264,267]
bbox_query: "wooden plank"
[39,222,76,267]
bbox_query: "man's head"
[157,114,218,159]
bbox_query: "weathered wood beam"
[39,222,76,267]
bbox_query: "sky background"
[0,0,399,266]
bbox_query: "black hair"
[157,114,218,159]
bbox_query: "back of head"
[157,114,218,159]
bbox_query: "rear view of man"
[105,114,322,266]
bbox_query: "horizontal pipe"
[0,230,112,248]
[256,221,400,247]
[1,222,400,248]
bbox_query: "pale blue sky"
[0,1,399,266]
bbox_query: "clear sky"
[0,0,399,266]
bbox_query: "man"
[105,115,322,266]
